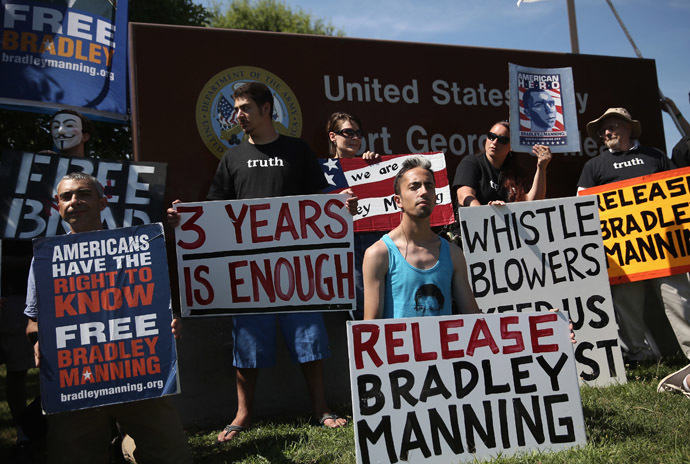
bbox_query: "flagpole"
[566,0,579,54]
[604,0,686,136]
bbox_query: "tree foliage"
[209,0,344,36]
[129,0,210,26]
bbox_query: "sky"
[197,0,690,153]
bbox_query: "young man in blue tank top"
[362,157,481,319]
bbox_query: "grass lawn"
[185,358,690,464]
[2,359,690,463]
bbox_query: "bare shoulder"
[364,239,389,264]
[447,240,467,263]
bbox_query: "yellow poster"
[579,167,690,284]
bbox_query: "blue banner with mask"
[32,223,179,413]
[0,0,129,121]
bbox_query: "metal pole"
[566,0,579,54]
[605,0,686,136]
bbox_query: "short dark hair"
[59,172,104,198]
[522,88,550,110]
[233,82,274,115]
[51,109,94,138]
[490,120,510,133]
[326,111,363,156]
[393,157,434,195]
[414,284,444,313]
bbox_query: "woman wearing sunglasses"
[327,111,380,160]
[453,121,551,207]
[326,112,381,319]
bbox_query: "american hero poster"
[0,151,167,240]
[319,152,454,232]
[457,197,626,387]
[348,312,586,464]
[579,167,690,284]
[174,194,354,316]
[0,0,129,119]
[509,64,580,153]
[33,224,179,413]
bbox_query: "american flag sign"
[319,152,455,232]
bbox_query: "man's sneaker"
[657,363,690,397]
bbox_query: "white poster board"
[348,312,586,464]
[174,194,354,316]
[457,196,626,386]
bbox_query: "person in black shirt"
[453,121,552,207]
[577,107,690,397]
[169,83,353,443]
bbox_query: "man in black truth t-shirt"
[168,83,353,443]
[577,107,690,396]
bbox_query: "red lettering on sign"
[530,313,559,353]
[299,199,324,239]
[352,324,383,369]
[385,323,409,365]
[294,256,315,301]
[466,318,499,356]
[500,315,525,354]
[274,258,295,300]
[225,203,249,243]
[315,254,334,300]
[250,203,272,243]
[411,322,437,362]
[440,319,464,359]
[177,206,206,249]
[228,261,250,303]
[275,202,299,241]
[324,199,348,239]
[183,266,214,306]
[334,253,354,299]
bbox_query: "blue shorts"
[232,312,330,368]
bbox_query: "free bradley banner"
[509,64,579,153]
[33,223,179,414]
[319,152,454,232]
[0,0,129,120]
[0,151,167,240]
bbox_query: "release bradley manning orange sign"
[579,167,690,284]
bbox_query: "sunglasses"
[597,122,623,137]
[487,132,510,145]
[334,128,363,138]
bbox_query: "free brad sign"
[0,151,167,240]
[457,197,626,387]
[174,194,354,316]
[578,167,690,284]
[347,312,585,464]
[33,224,179,414]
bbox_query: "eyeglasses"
[334,128,363,138]
[487,132,510,145]
[598,122,623,137]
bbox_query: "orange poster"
[579,167,690,284]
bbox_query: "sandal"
[216,424,248,444]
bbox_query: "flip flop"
[315,413,346,429]
[216,424,248,444]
